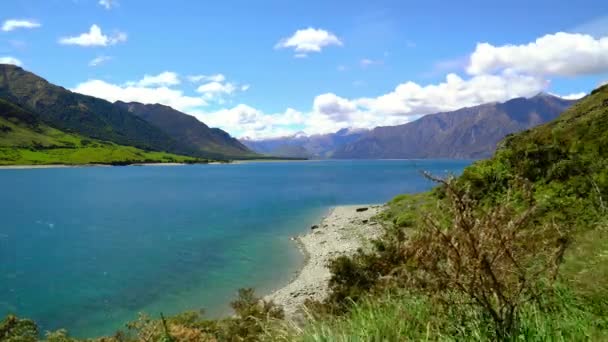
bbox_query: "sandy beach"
[265,204,385,318]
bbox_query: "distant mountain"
[333,94,575,159]
[241,128,367,158]
[115,101,256,159]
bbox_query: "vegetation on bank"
[2,85,608,340]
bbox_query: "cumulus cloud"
[193,105,305,139]
[192,71,547,139]
[275,28,342,56]
[89,55,112,67]
[0,56,23,66]
[193,75,248,101]
[2,19,40,32]
[196,82,236,95]
[59,25,127,47]
[71,71,247,113]
[130,71,180,87]
[72,72,206,112]
[468,32,608,76]
[356,72,546,117]
[99,0,118,10]
[555,92,587,100]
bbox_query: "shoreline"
[265,204,385,319]
[0,162,226,170]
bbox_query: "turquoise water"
[0,159,470,337]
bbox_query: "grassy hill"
[0,99,201,166]
[286,84,608,340]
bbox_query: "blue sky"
[1,0,608,138]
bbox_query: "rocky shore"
[265,204,385,319]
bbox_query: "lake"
[0,159,470,337]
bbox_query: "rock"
[362,219,369,224]
[310,225,319,230]
[356,207,369,212]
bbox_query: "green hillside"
[286,84,608,340]
[0,99,201,166]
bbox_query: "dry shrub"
[398,173,569,338]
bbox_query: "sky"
[1,0,608,139]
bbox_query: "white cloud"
[188,74,226,83]
[197,82,237,95]
[275,27,342,54]
[356,72,546,117]
[71,71,247,114]
[555,92,587,100]
[192,71,546,139]
[468,32,608,76]
[2,19,40,32]
[192,74,248,102]
[131,71,180,87]
[193,105,305,139]
[0,56,22,66]
[72,74,206,112]
[89,55,112,67]
[99,0,118,10]
[59,25,127,47]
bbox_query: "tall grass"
[267,287,607,342]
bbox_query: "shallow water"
[0,159,470,337]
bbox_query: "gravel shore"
[265,204,385,319]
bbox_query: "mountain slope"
[241,128,367,158]
[0,64,196,156]
[115,101,256,159]
[0,98,199,165]
[333,94,575,159]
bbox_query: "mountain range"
[243,94,575,159]
[0,64,257,162]
[0,64,578,164]
[240,128,368,159]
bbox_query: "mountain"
[0,64,193,154]
[241,128,368,158]
[332,94,575,159]
[0,98,199,165]
[0,64,255,160]
[115,101,256,159]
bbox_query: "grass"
[270,288,608,342]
